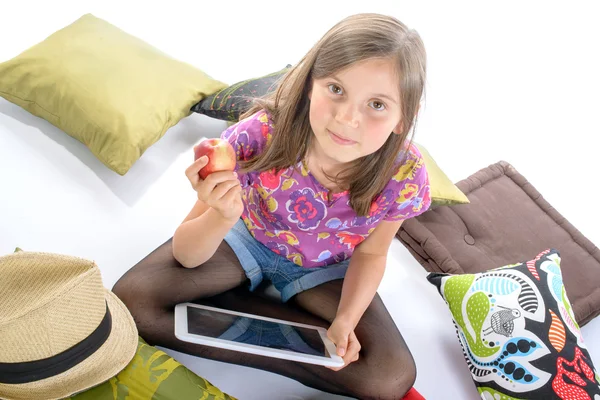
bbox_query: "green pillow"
[428,249,600,399]
[191,65,291,121]
[0,14,227,175]
[69,336,237,400]
[415,144,469,207]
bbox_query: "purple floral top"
[221,110,431,268]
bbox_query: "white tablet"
[174,302,344,368]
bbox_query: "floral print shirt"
[221,110,431,268]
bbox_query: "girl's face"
[308,57,403,168]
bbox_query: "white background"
[1,1,599,399]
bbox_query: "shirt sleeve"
[219,110,272,186]
[383,144,432,222]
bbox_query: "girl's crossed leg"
[112,239,416,400]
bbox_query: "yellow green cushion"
[0,14,227,175]
[69,336,237,400]
[415,143,470,207]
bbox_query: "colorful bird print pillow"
[427,249,600,399]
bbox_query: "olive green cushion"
[69,337,237,400]
[0,13,227,175]
[415,144,470,207]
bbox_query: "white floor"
[1,2,599,399]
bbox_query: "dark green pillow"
[69,336,237,400]
[191,65,291,121]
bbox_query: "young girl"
[114,13,430,400]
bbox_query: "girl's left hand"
[326,318,361,371]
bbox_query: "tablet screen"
[186,306,329,357]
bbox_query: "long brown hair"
[240,13,427,216]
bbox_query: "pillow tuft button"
[464,235,475,245]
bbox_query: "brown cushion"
[397,160,600,326]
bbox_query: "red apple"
[194,138,237,180]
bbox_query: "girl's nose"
[335,103,360,129]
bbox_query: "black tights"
[112,238,416,400]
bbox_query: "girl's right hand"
[185,155,243,222]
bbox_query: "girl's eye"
[328,84,343,95]
[369,101,386,111]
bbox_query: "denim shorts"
[223,218,350,303]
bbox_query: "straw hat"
[0,251,138,400]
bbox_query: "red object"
[552,347,595,399]
[401,387,425,400]
[194,138,236,179]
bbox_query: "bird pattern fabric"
[428,249,600,400]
